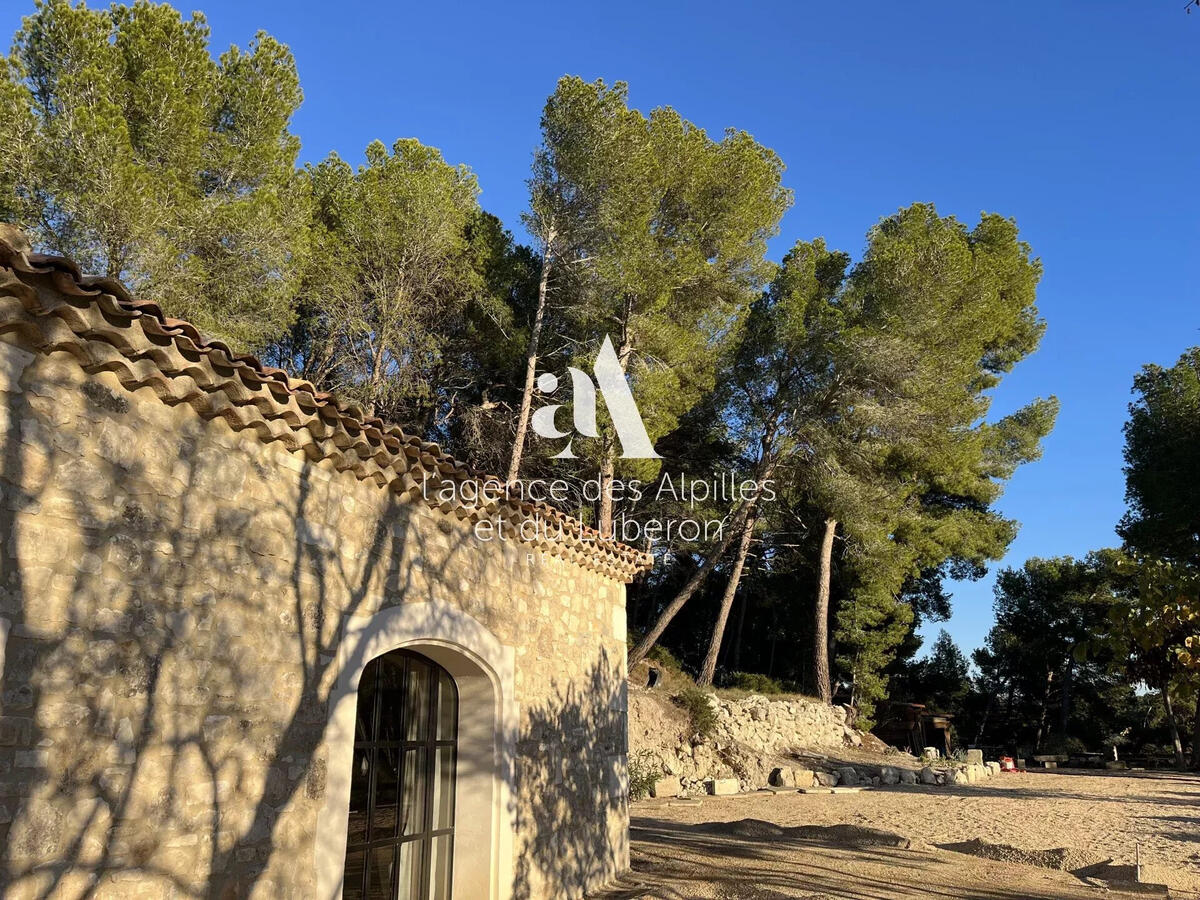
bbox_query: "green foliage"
[771,206,1057,722]
[728,672,783,694]
[531,76,791,489]
[293,139,489,424]
[675,687,717,738]
[1120,347,1200,566]
[0,0,308,350]
[626,748,658,800]
[906,630,971,715]
[973,553,1131,751]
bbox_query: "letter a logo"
[531,335,660,459]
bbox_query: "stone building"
[0,226,652,899]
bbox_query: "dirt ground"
[603,768,1200,899]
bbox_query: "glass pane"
[400,747,428,837]
[377,654,407,742]
[366,846,394,898]
[347,748,372,845]
[371,746,401,839]
[355,660,378,742]
[342,849,366,900]
[397,839,423,899]
[405,659,432,740]
[432,746,455,830]
[436,671,457,740]
[430,834,453,900]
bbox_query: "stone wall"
[629,690,854,793]
[0,231,643,900]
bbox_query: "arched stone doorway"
[317,601,517,900]
[342,649,458,898]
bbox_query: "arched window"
[342,649,458,899]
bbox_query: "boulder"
[880,766,900,786]
[842,726,862,747]
[768,766,814,788]
[922,747,940,760]
[815,771,838,787]
[651,776,681,799]
[985,762,1001,777]
[836,766,858,786]
[952,768,970,785]
[707,777,739,796]
[965,749,984,767]
[899,769,917,785]
[920,766,938,785]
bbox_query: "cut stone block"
[768,766,814,788]
[965,749,984,766]
[651,776,681,799]
[706,778,739,796]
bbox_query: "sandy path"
[613,768,1200,898]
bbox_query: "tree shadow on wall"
[512,647,628,900]
[0,358,483,899]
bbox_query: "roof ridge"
[0,224,652,582]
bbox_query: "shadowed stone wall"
[0,231,640,899]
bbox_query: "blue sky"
[6,1,1196,657]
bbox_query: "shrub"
[728,671,783,694]
[625,633,683,672]
[647,644,683,672]
[676,686,717,737]
[627,748,658,800]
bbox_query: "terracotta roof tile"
[0,224,652,582]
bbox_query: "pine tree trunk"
[597,331,633,537]
[731,587,748,672]
[697,506,759,687]
[507,235,554,484]
[627,457,777,669]
[1191,699,1200,770]
[1034,669,1054,751]
[1162,681,1186,770]
[598,437,616,538]
[1059,656,1074,740]
[813,517,837,704]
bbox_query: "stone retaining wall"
[629,690,854,794]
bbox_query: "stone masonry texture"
[0,226,641,899]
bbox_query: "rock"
[922,747,940,760]
[706,777,739,796]
[815,771,838,787]
[880,766,900,786]
[965,749,984,766]
[952,768,970,785]
[870,775,881,786]
[985,761,1001,777]
[899,769,917,785]
[935,772,947,785]
[842,725,862,747]
[768,766,814,789]
[651,776,681,799]
[836,766,858,786]
[920,766,938,785]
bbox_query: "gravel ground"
[606,768,1200,899]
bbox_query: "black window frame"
[343,649,458,899]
